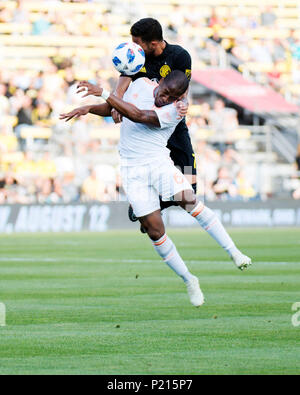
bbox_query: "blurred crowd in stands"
[0,0,299,204]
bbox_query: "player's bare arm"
[111,76,132,123]
[108,97,160,127]
[59,103,112,122]
[76,80,161,127]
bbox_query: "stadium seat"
[1,151,24,164]
[194,128,216,140]
[0,35,112,47]
[2,47,57,58]
[90,127,120,141]
[1,116,18,128]
[20,126,52,140]
[20,1,107,13]
[239,62,274,73]
[227,128,252,140]
[0,23,31,34]
[0,59,50,70]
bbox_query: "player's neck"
[154,40,167,57]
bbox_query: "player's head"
[155,70,189,107]
[131,18,163,56]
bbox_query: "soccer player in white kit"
[60,71,252,307]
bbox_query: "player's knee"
[178,189,196,209]
[146,223,165,241]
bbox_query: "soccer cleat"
[231,251,252,271]
[128,205,138,222]
[186,276,205,307]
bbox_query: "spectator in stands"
[14,151,36,177]
[15,94,34,127]
[61,172,79,203]
[81,169,106,202]
[36,152,57,178]
[260,6,277,27]
[0,124,18,153]
[167,4,184,36]
[209,99,239,153]
[0,5,12,23]
[2,174,21,204]
[195,139,220,200]
[250,39,273,64]
[13,0,30,24]
[32,101,53,127]
[208,8,224,29]
[235,169,258,201]
[0,0,298,205]
[71,116,92,155]
[212,167,238,201]
[37,178,61,204]
[14,94,34,150]
[32,12,52,36]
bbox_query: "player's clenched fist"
[77,81,103,97]
[111,108,123,124]
[176,101,188,118]
[59,106,90,122]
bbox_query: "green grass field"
[0,228,299,375]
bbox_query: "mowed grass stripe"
[0,229,299,375]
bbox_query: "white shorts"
[121,158,193,218]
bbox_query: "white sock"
[152,234,194,283]
[190,203,239,257]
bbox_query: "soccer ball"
[112,42,145,76]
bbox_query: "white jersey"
[119,78,183,166]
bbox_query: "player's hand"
[59,106,90,122]
[111,108,123,124]
[176,101,189,118]
[77,81,103,97]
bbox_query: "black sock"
[160,199,179,211]
[159,183,197,212]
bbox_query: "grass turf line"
[0,228,299,375]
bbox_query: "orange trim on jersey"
[191,203,204,218]
[153,235,167,246]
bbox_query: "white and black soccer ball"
[112,42,145,76]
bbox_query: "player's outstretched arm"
[59,103,112,122]
[107,95,160,127]
[76,80,161,127]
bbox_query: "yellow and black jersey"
[129,41,191,82]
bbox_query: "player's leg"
[121,164,201,299]
[174,188,252,271]
[157,160,252,271]
[139,209,204,307]
[161,144,197,211]
[128,129,197,222]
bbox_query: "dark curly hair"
[130,18,163,43]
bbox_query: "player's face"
[132,36,156,56]
[155,82,183,107]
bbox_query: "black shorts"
[167,120,197,178]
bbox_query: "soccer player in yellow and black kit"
[112,18,196,225]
